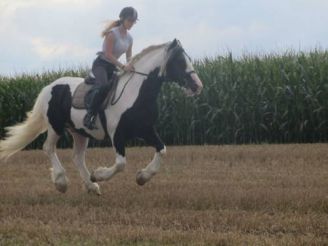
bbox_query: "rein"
[133,70,149,76]
[110,70,149,106]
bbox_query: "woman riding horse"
[0,39,203,195]
[84,6,138,129]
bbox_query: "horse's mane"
[129,42,169,66]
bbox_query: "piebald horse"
[0,39,203,195]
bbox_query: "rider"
[84,6,138,129]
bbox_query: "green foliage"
[1,50,328,148]
[0,68,88,148]
[158,49,328,144]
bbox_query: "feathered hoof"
[86,182,101,196]
[55,182,68,193]
[136,170,152,186]
[51,168,68,193]
[90,167,107,182]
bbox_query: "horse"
[0,39,203,195]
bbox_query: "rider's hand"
[122,63,135,72]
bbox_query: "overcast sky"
[1,0,328,76]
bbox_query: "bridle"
[130,49,196,78]
[131,69,196,85]
[111,46,197,105]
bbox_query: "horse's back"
[50,76,85,92]
[39,76,85,116]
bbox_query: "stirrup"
[84,114,98,130]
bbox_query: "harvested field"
[0,144,327,245]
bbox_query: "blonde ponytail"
[101,20,121,38]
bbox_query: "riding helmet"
[119,7,138,21]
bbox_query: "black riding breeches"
[85,56,117,113]
[91,56,117,85]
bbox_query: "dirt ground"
[0,144,327,245]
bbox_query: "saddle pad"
[72,80,119,110]
[72,82,93,109]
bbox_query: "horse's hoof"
[136,170,150,186]
[90,167,108,182]
[95,189,101,196]
[55,182,68,193]
[51,169,68,193]
[87,182,101,196]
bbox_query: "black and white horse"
[0,39,203,195]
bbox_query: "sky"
[0,0,328,76]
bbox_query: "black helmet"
[119,7,138,21]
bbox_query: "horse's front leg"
[90,140,126,182]
[136,127,166,186]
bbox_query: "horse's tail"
[0,88,48,160]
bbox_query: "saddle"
[72,73,119,110]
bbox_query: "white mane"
[116,42,171,77]
[129,42,169,66]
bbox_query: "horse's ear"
[169,39,178,50]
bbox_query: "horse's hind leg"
[43,127,69,193]
[70,131,101,195]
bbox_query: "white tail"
[0,89,48,160]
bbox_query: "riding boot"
[83,86,101,130]
[83,83,112,130]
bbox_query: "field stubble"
[0,144,327,245]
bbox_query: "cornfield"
[159,49,328,144]
[0,50,328,148]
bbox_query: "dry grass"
[0,144,327,245]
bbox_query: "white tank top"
[102,26,133,59]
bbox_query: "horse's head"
[164,39,203,96]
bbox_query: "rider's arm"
[104,32,124,69]
[126,43,132,63]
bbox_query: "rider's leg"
[84,58,115,130]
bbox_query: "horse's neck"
[112,48,166,112]
[133,48,166,99]
[133,48,167,75]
